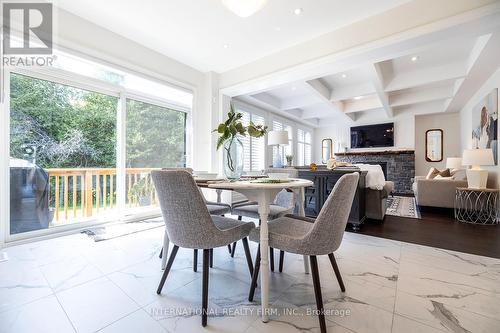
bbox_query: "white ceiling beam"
[343,96,383,114]
[329,82,375,101]
[304,79,355,122]
[283,108,303,119]
[445,33,500,113]
[389,84,455,107]
[236,95,319,128]
[367,63,393,117]
[385,63,466,92]
[280,94,320,110]
[249,92,281,109]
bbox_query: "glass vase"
[223,137,244,180]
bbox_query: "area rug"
[81,217,164,242]
[386,196,421,219]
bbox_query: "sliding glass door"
[4,53,192,241]
[9,73,118,235]
[124,98,187,215]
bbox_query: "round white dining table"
[208,178,313,323]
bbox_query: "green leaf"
[217,123,226,134]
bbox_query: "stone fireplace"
[335,150,415,195]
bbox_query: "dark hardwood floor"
[351,210,500,259]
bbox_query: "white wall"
[414,113,461,176]
[313,112,415,163]
[53,8,216,172]
[460,67,500,189]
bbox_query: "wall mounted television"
[350,122,394,148]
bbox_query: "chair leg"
[209,249,213,268]
[328,253,345,292]
[270,247,274,272]
[193,249,198,272]
[241,237,254,277]
[230,242,237,258]
[310,256,326,333]
[279,250,285,273]
[202,249,210,327]
[238,216,242,221]
[248,245,261,302]
[157,245,179,294]
[227,244,232,253]
[159,247,163,259]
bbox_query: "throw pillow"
[450,169,467,181]
[434,175,453,180]
[438,168,451,177]
[426,167,440,179]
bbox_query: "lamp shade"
[446,157,463,169]
[268,131,289,146]
[462,149,494,166]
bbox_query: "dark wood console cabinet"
[297,168,367,230]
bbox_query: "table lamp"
[462,149,494,189]
[446,157,463,170]
[268,130,289,168]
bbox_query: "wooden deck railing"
[47,168,159,223]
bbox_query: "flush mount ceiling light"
[341,73,347,78]
[354,96,363,100]
[221,0,268,17]
[294,7,304,15]
[411,55,419,62]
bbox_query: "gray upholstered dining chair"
[231,168,298,271]
[158,168,232,267]
[247,173,359,333]
[151,170,255,327]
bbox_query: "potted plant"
[128,176,154,206]
[214,103,267,180]
[285,154,293,166]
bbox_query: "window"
[125,99,187,211]
[272,120,293,165]
[9,73,118,234]
[238,109,266,172]
[297,128,312,166]
[5,51,192,239]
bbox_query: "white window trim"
[297,126,314,166]
[232,100,269,170]
[270,115,296,166]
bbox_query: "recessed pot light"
[411,55,419,62]
[294,8,303,15]
[341,73,347,78]
[223,44,229,49]
[354,96,363,100]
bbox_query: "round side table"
[454,187,499,225]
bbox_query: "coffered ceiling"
[236,32,500,127]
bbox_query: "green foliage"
[126,99,186,168]
[214,103,267,150]
[9,73,187,169]
[10,73,117,168]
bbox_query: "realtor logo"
[2,2,53,54]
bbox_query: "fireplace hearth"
[335,150,415,194]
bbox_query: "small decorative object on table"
[309,163,317,171]
[454,187,499,225]
[214,102,267,180]
[326,158,337,170]
[285,154,293,166]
